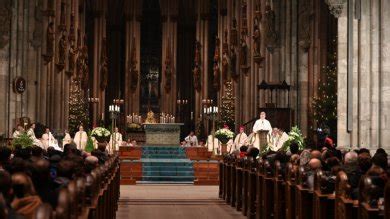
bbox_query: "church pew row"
[35,155,120,219]
[219,157,388,219]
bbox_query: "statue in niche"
[43,22,55,63]
[193,41,201,91]
[100,38,108,91]
[230,18,238,46]
[56,31,67,71]
[67,41,77,77]
[263,5,277,52]
[164,40,172,93]
[221,30,229,83]
[240,36,248,67]
[298,0,313,51]
[213,62,220,91]
[213,37,221,90]
[130,38,138,92]
[31,0,43,49]
[81,46,89,91]
[230,47,238,81]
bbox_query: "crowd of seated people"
[227,141,388,209]
[0,142,110,219]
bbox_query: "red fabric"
[325,137,334,147]
[239,152,246,158]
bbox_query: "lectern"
[257,130,269,151]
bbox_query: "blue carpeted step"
[142,176,195,181]
[143,171,194,177]
[139,145,194,183]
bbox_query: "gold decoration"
[145,111,157,124]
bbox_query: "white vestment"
[74,131,88,150]
[109,132,123,153]
[185,135,198,147]
[269,132,289,151]
[252,119,272,133]
[63,133,73,145]
[41,132,60,150]
[231,132,248,152]
[13,130,22,139]
[27,128,43,148]
[206,135,220,154]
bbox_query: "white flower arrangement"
[215,128,235,144]
[281,126,306,151]
[91,127,111,137]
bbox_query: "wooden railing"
[35,155,120,219]
[219,156,389,219]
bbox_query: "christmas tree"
[68,79,89,135]
[219,81,235,129]
[312,52,337,136]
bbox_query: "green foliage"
[312,51,337,136]
[219,81,235,129]
[281,126,306,152]
[12,132,33,149]
[85,131,94,152]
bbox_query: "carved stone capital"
[324,0,347,18]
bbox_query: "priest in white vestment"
[185,131,198,147]
[27,123,43,148]
[12,125,25,138]
[251,112,272,149]
[74,125,88,150]
[229,126,248,153]
[63,130,73,145]
[41,128,60,150]
[206,134,220,154]
[268,128,289,151]
[109,127,122,154]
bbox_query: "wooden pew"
[262,160,275,219]
[230,157,237,207]
[359,175,384,219]
[385,180,390,219]
[255,159,264,219]
[285,163,297,219]
[236,158,244,211]
[242,158,250,216]
[295,166,313,219]
[274,161,286,219]
[313,170,335,219]
[335,171,358,219]
[219,160,224,198]
[225,158,232,204]
[35,203,53,219]
[247,158,257,219]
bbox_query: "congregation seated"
[220,142,390,218]
[0,141,118,218]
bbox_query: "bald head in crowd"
[309,158,321,170]
[344,151,358,165]
[310,150,322,159]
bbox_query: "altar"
[143,123,184,145]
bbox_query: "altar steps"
[140,146,195,183]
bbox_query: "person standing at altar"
[185,131,198,147]
[230,126,248,153]
[252,111,272,134]
[27,123,43,148]
[74,125,88,150]
[109,127,122,153]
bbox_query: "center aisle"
[117,185,246,219]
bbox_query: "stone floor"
[117,185,246,219]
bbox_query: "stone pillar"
[124,0,142,116]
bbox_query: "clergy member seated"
[268,128,289,151]
[62,130,73,145]
[41,128,61,151]
[205,134,220,154]
[185,131,198,147]
[74,125,88,151]
[109,127,122,153]
[27,123,43,148]
[12,124,25,139]
[229,126,248,153]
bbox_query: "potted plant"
[281,126,306,152]
[91,127,111,143]
[12,132,33,149]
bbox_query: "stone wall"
[337,0,390,151]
